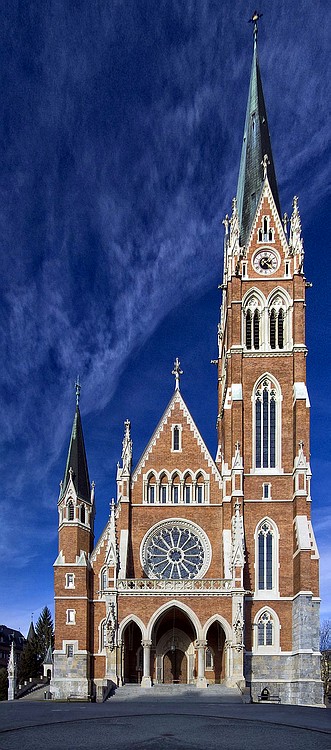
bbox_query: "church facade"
[51,23,323,705]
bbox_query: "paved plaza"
[0,685,330,750]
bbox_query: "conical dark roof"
[62,405,91,503]
[236,34,281,245]
[27,621,35,642]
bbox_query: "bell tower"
[217,14,323,705]
[51,381,95,700]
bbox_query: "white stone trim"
[118,614,147,641]
[293,382,310,407]
[201,614,232,642]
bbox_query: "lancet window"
[258,216,274,243]
[257,521,275,590]
[243,292,264,351]
[254,378,280,469]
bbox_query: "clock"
[253,249,279,275]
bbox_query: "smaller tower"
[51,381,94,700]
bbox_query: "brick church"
[51,19,323,705]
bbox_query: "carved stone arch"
[146,600,202,641]
[267,286,292,307]
[242,286,266,311]
[159,469,171,481]
[195,468,208,480]
[183,469,194,481]
[252,371,282,398]
[170,469,182,482]
[202,614,232,642]
[118,614,147,641]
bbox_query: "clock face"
[253,249,279,275]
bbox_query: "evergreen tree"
[17,639,39,683]
[34,606,54,663]
[17,607,54,683]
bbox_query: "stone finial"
[261,153,270,179]
[121,420,132,474]
[172,358,183,391]
[75,376,81,406]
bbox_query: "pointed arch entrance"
[151,605,197,684]
[122,620,143,684]
[202,615,231,684]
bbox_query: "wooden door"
[163,650,187,683]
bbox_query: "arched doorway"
[205,621,226,684]
[122,621,143,684]
[152,606,197,684]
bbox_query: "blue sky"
[0,1,330,635]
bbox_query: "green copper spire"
[61,383,91,503]
[236,14,281,245]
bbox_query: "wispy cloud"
[0,1,330,622]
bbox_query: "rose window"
[141,520,211,580]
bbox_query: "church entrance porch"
[152,606,196,685]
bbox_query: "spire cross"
[249,10,263,44]
[172,357,183,391]
[75,376,81,406]
[261,153,270,179]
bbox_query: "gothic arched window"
[243,292,264,351]
[246,310,252,349]
[172,474,180,504]
[253,310,260,350]
[269,307,285,350]
[80,505,85,524]
[68,501,74,521]
[257,611,274,645]
[101,568,108,591]
[258,521,274,590]
[255,378,279,469]
[147,474,156,504]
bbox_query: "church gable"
[131,390,222,500]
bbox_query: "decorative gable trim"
[131,390,222,488]
[246,178,289,257]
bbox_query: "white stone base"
[196,677,208,688]
[141,676,152,688]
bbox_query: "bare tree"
[320,620,331,699]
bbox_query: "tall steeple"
[61,380,91,503]
[236,13,281,245]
